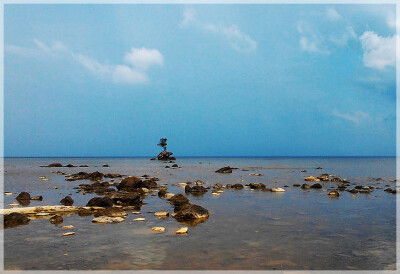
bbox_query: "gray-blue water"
[3,157,397,270]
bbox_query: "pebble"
[249,173,264,176]
[217,190,224,193]
[211,193,220,196]
[132,211,141,214]
[61,225,74,229]
[271,188,285,192]
[62,232,75,237]
[133,218,146,221]
[154,211,169,218]
[151,227,166,232]
[9,203,19,207]
[175,227,188,235]
[165,193,175,199]
[92,216,125,224]
[4,192,13,196]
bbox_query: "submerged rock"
[185,185,208,194]
[301,184,310,189]
[94,207,127,218]
[107,192,143,207]
[249,183,266,189]
[327,190,340,197]
[4,213,30,228]
[49,215,63,224]
[305,176,319,182]
[271,188,285,192]
[62,232,75,236]
[384,188,397,194]
[158,189,167,198]
[151,227,166,232]
[47,163,63,167]
[175,227,188,235]
[104,173,122,178]
[310,183,322,189]
[231,184,244,189]
[293,184,301,187]
[92,216,125,224]
[154,211,169,218]
[86,197,114,208]
[317,174,330,181]
[60,196,74,206]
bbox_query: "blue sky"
[4,4,397,157]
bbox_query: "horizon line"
[2,155,396,158]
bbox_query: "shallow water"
[3,157,397,270]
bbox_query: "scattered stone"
[62,232,75,236]
[79,165,89,167]
[61,225,74,229]
[92,216,125,224]
[151,227,166,232]
[300,170,307,172]
[316,167,323,169]
[211,193,220,196]
[47,163,63,167]
[271,188,285,192]
[60,196,74,206]
[249,173,263,176]
[293,184,301,187]
[50,215,63,224]
[165,193,175,199]
[154,211,169,218]
[16,192,31,201]
[104,173,122,178]
[327,190,340,197]
[213,183,224,190]
[384,188,397,194]
[317,174,330,181]
[215,166,233,174]
[86,197,114,208]
[231,184,244,189]
[172,204,209,221]
[4,213,30,228]
[65,164,76,168]
[301,184,310,189]
[331,177,342,182]
[133,218,146,221]
[107,192,143,207]
[158,189,167,198]
[249,183,266,189]
[94,207,127,218]
[305,176,319,182]
[185,185,208,194]
[9,203,19,207]
[102,164,109,167]
[175,227,188,235]
[36,213,51,216]
[31,196,43,201]
[310,183,322,189]
[172,164,178,168]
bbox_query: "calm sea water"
[3,157,397,270]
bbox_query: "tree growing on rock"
[157,138,168,151]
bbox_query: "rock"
[49,215,63,224]
[172,204,209,221]
[331,177,342,182]
[151,227,166,232]
[354,185,363,190]
[271,188,285,192]
[172,164,179,168]
[60,196,74,206]
[175,227,188,235]
[107,192,143,207]
[384,188,397,194]
[16,192,31,201]
[327,190,340,197]
[4,192,13,196]
[211,193,220,196]
[300,170,307,172]
[79,165,89,167]
[293,184,301,187]
[310,183,322,189]
[165,166,170,168]
[31,196,43,201]
[66,171,104,181]
[65,164,76,168]
[348,189,358,193]
[157,151,174,161]
[213,183,224,190]
[185,185,208,194]
[61,225,74,229]
[133,218,146,221]
[316,167,323,169]
[86,197,114,208]
[92,216,125,224]
[141,179,158,189]
[231,184,244,189]
[158,189,167,198]
[102,164,109,167]
[116,176,143,190]
[305,176,319,182]
[301,184,310,189]
[36,213,51,216]
[104,173,122,178]
[154,211,169,218]
[150,158,156,161]
[94,207,127,218]
[62,232,75,236]
[165,193,175,199]
[249,173,264,176]
[4,213,30,228]
[317,174,330,181]
[9,203,19,207]
[47,163,63,167]
[249,183,266,189]
[168,194,190,205]
[359,188,372,194]
[215,166,233,173]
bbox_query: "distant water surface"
[3,157,397,270]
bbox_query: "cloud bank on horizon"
[4,5,396,157]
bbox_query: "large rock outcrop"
[157,151,176,161]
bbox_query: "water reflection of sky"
[4,157,396,270]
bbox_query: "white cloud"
[124,47,163,70]
[326,7,341,21]
[180,7,257,53]
[297,21,329,54]
[359,31,395,70]
[6,40,163,85]
[333,110,370,125]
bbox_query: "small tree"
[157,138,168,151]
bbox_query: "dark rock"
[158,189,167,198]
[301,184,310,189]
[173,204,209,221]
[165,166,170,168]
[60,196,74,206]
[104,173,122,178]
[225,184,232,189]
[384,188,396,194]
[94,207,126,217]
[157,151,174,161]
[4,213,30,228]
[65,164,76,168]
[47,163,63,167]
[172,164,179,168]
[141,178,158,189]
[249,183,266,189]
[355,185,363,190]
[327,190,340,197]
[102,164,109,167]
[293,184,301,187]
[185,185,208,194]
[310,183,322,189]
[79,165,89,167]
[150,158,156,161]
[107,192,143,207]
[317,174,330,181]
[316,167,323,169]
[300,170,307,172]
[66,171,104,181]
[16,192,31,201]
[348,189,358,193]
[86,197,114,207]
[213,183,224,190]
[30,196,43,201]
[169,193,189,205]
[215,166,233,173]
[49,215,63,224]
[117,176,142,190]
[331,177,342,182]
[231,184,244,189]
